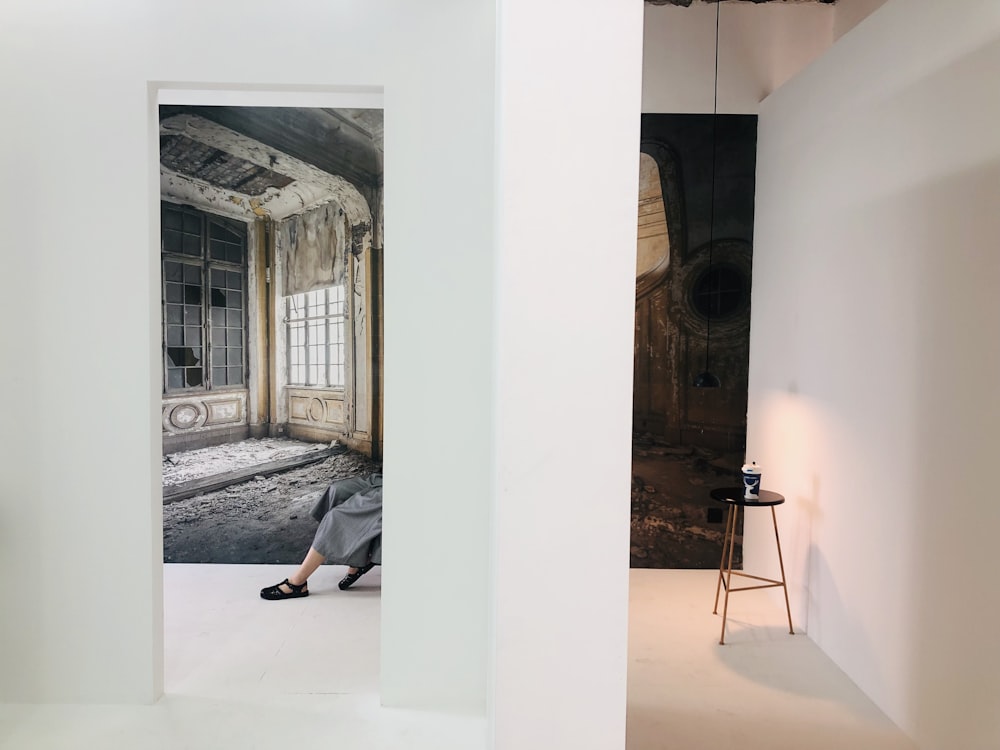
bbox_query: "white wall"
[642,2,832,114]
[490,1,643,748]
[747,0,1000,747]
[0,2,644,746]
[834,0,890,42]
[0,0,496,710]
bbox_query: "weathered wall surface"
[634,114,756,451]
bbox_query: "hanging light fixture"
[694,0,722,389]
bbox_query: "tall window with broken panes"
[161,203,247,392]
[284,285,346,389]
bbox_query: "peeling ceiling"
[159,106,382,224]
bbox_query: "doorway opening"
[155,89,384,693]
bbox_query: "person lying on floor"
[260,471,382,600]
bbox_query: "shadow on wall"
[906,159,1000,748]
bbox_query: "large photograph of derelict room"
[631,113,757,571]
[157,105,384,571]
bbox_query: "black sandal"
[260,578,309,600]
[338,563,375,590]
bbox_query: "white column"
[491,2,644,748]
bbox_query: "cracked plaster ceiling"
[159,106,382,224]
[160,3,829,222]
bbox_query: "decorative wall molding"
[162,391,247,435]
[287,388,345,430]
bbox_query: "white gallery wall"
[0,0,644,746]
[641,0,888,115]
[491,1,643,748]
[642,1,832,114]
[833,0,890,42]
[746,0,1000,747]
[0,0,496,711]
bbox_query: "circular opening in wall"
[691,266,746,320]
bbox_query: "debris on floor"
[163,438,380,565]
[630,435,744,569]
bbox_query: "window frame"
[284,284,347,391]
[161,202,249,395]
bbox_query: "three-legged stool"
[710,487,794,645]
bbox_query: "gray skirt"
[310,473,382,567]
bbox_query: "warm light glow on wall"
[752,389,834,486]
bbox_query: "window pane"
[166,304,183,324]
[167,368,183,388]
[227,245,243,264]
[211,268,225,288]
[185,327,201,346]
[210,288,226,307]
[165,283,183,303]
[210,222,240,243]
[227,271,241,290]
[213,367,227,385]
[168,347,198,367]
[182,233,200,256]
[163,209,182,230]
[211,308,225,326]
[211,328,226,347]
[185,305,202,324]
[182,213,200,233]
[309,320,325,345]
[186,368,203,387]
[228,367,242,384]
[228,348,242,366]
[164,262,183,282]
[183,264,200,284]
[227,290,242,309]
[226,309,241,327]
[184,285,201,305]
[167,327,183,346]
[163,229,181,253]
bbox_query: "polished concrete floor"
[0,567,915,750]
[626,569,915,750]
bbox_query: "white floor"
[0,567,915,750]
[626,569,915,750]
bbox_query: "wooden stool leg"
[719,505,740,645]
[713,505,735,614]
[771,506,794,635]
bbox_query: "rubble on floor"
[630,435,745,569]
[163,438,379,565]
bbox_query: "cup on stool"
[742,462,761,499]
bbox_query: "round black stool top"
[710,487,785,506]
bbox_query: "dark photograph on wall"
[156,105,385,570]
[631,113,757,569]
